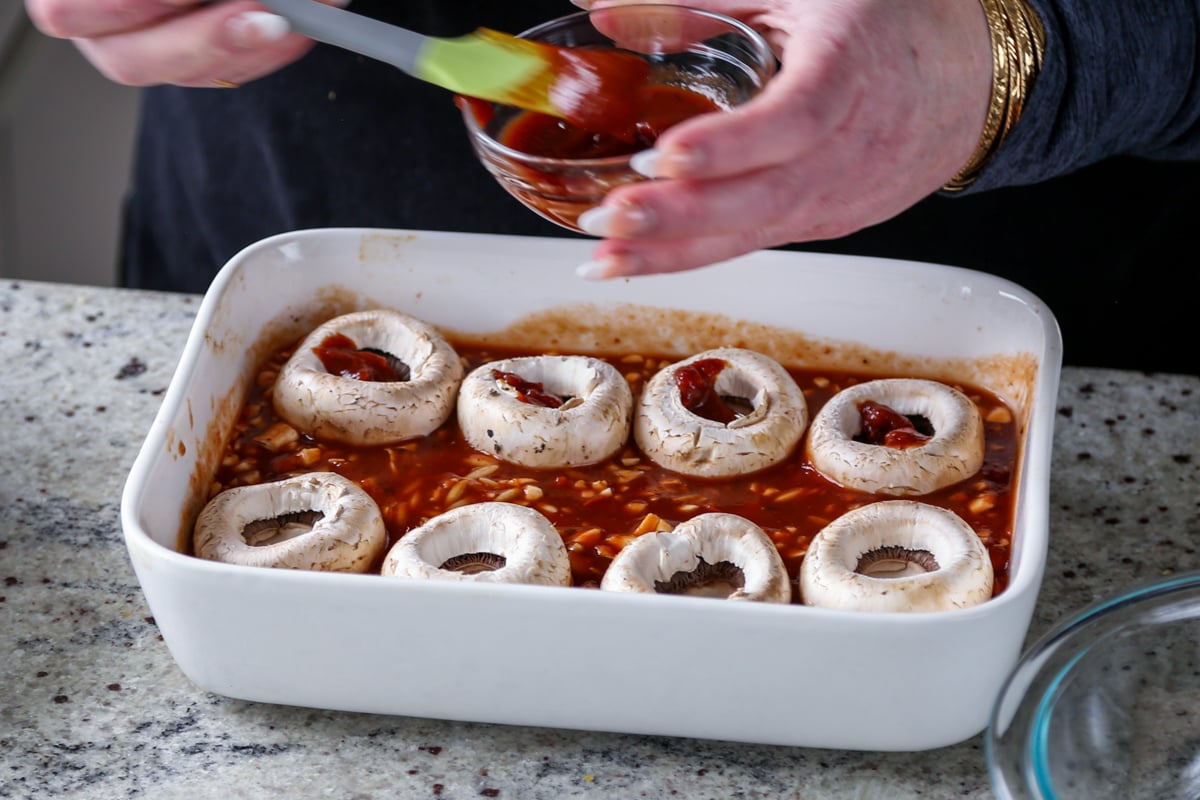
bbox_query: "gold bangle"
[943,0,1045,192]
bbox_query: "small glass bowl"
[460,5,776,233]
[988,571,1200,799]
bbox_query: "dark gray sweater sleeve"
[961,0,1200,192]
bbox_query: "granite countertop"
[2,278,1197,800]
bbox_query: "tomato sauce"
[497,84,721,159]
[674,358,738,424]
[532,39,654,140]
[313,333,408,382]
[493,368,563,408]
[857,399,932,449]
[460,76,723,229]
[209,341,1019,598]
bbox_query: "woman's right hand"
[23,0,312,88]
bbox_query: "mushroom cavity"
[805,378,985,495]
[600,512,791,603]
[799,500,994,612]
[193,471,386,572]
[633,348,809,478]
[381,502,571,586]
[273,309,465,446]
[456,355,633,468]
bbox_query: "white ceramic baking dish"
[120,228,1062,751]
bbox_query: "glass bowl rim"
[986,569,1200,799]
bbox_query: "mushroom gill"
[854,545,940,578]
[440,552,507,574]
[358,346,412,381]
[240,509,325,547]
[654,558,746,598]
[601,512,791,603]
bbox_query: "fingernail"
[228,11,291,47]
[630,149,662,178]
[569,0,593,8]
[577,207,613,237]
[576,253,640,280]
[575,259,612,280]
[632,146,701,178]
[578,202,653,238]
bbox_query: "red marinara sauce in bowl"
[459,5,776,232]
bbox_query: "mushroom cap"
[805,378,985,495]
[193,471,386,572]
[799,500,994,612]
[457,355,633,468]
[633,347,809,478]
[381,502,571,586]
[600,512,792,603]
[273,309,465,446]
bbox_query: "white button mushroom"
[805,378,985,495]
[193,471,386,572]
[799,500,994,612]
[633,348,808,478]
[600,512,792,603]
[381,502,571,586]
[456,355,633,469]
[273,309,465,446]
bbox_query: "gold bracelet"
[942,0,1045,192]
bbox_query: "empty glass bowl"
[988,571,1200,799]
[460,5,776,233]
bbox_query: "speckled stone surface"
[2,279,1197,800]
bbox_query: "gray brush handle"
[258,0,425,75]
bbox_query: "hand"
[571,0,993,279]
[23,0,315,88]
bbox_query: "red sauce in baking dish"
[674,358,738,424]
[858,399,932,449]
[313,333,407,382]
[209,341,1019,598]
[493,369,563,408]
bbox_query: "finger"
[586,3,750,53]
[578,89,893,242]
[74,2,312,87]
[639,35,862,183]
[575,170,921,280]
[575,222,801,280]
[576,201,874,279]
[26,0,198,40]
[578,162,811,241]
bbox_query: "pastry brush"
[257,0,651,133]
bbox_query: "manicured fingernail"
[630,149,662,178]
[578,203,653,237]
[228,11,290,47]
[632,146,701,178]
[577,207,613,237]
[575,259,612,280]
[576,253,640,280]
